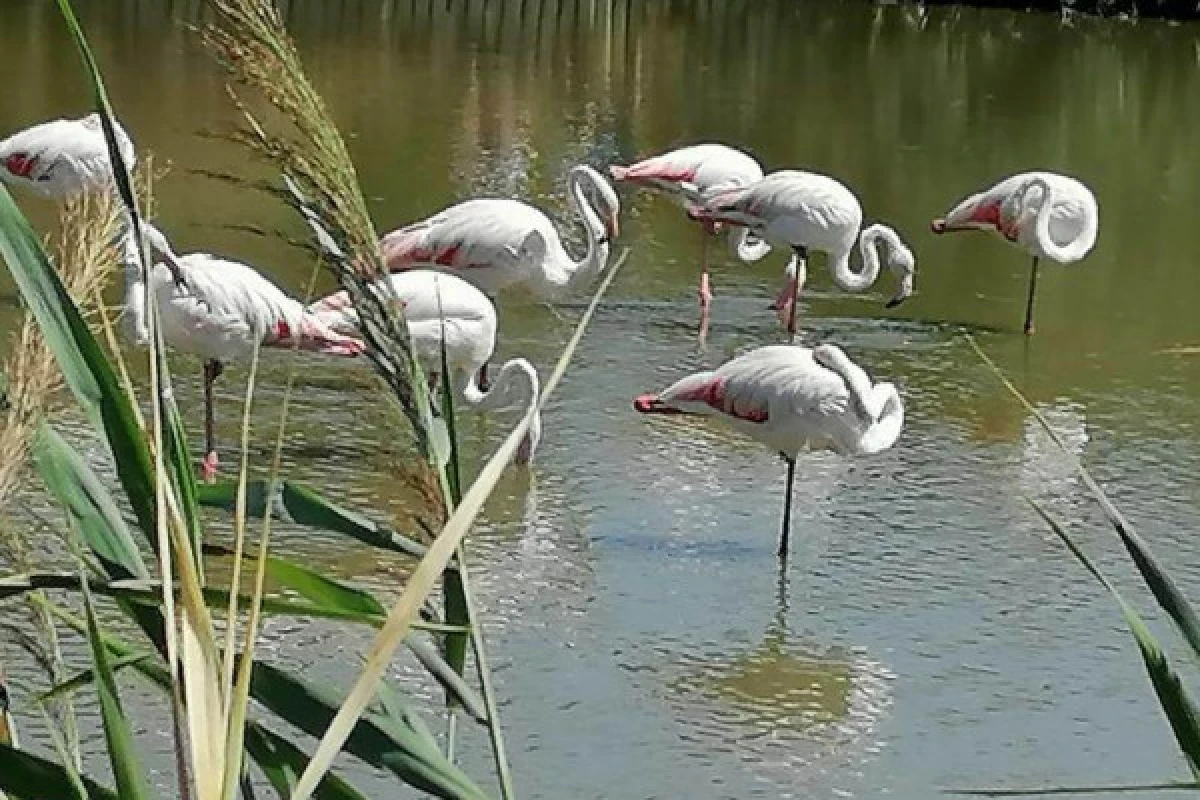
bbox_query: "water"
[3,0,1200,797]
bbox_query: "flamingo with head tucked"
[609,144,772,330]
[0,113,135,198]
[119,222,365,481]
[634,343,904,559]
[689,170,916,338]
[308,270,541,464]
[931,171,1098,335]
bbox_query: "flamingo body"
[0,114,135,197]
[381,165,619,299]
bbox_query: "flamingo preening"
[634,344,904,559]
[690,170,916,338]
[609,144,772,329]
[119,222,365,481]
[380,164,620,299]
[308,270,542,464]
[931,171,1099,335]
[0,114,135,197]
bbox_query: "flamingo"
[689,170,916,337]
[307,270,542,464]
[931,171,1098,335]
[380,164,620,299]
[0,113,135,198]
[118,222,366,481]
[608,143,772,328]
[633,343,904,559]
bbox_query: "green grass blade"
[162,376,203,570]
[0,185,158,543]
[80,575,153,800]
[244,721,370,800]
[196,480,428,559]
[1031,501,1200,778]
[969,335,1200,659]
[31,424,150,580]
[33,653,156,706]
[0,744,118,800]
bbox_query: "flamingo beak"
[633,394,686,415]
[930,218,947,234]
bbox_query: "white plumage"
[0,114,135,198]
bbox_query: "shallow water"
[4,1,1200,797]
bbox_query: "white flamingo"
[634,343,904,558]
[689,170,916,336]
[380,164,620,299]
[308,270,542,464]
[119,222,365,481]
[0,113,135,197]
[931,171,1098,335]
[609,143,772,326]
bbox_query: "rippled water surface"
[4,1,1200,797]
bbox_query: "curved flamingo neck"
[1021,177,1097,263]
[812,345,904,453]
[541,168,610,295]
[460,358,542,463]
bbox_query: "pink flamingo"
[609,143,772,327]
[0,113,135,197]
[931,171,1098,335]
[120,222,365,481]
[380,164,620,299]
[308,270,541,464]
[634,343,904,558]
[690,170,916,337]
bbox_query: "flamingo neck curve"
[1020,177,1097,264]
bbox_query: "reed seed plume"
[202,1,441,491]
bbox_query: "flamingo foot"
[201,451,219,484]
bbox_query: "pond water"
[4,0,1200,798]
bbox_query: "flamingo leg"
[698,228,713,337]
[202,359,223,483]
[1023,256,1040,336]
[787,246,807,343]
[479,296,495,391]
[778,455,796,561]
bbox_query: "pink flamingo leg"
[202,359,223,484]
[698,228,713,340]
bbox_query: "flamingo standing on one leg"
[380,164,619,386]
[931,171,1098,335]
[0,113,136,197]
[689,170,916,339]
[608,144,772,333]
[119,222,366,481]
[633,343,904,559]
[308,270,542,464]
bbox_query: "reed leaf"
[244,721,370,800]
[1030,501,1200,778]
[949,781,1200,796]
[34,653,156,706]
[0,185,157,540]
[289,247,629,800]
[0,744,117,800]
[81,575,153,800]
[195,480,428,559]
[968,335,1200,659]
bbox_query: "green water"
[4,1,1200,797]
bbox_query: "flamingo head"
[633,393,685,415]
[885,243,917,308]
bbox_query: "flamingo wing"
[381,198,545,278]
[0,115,135,197]
[611,143,762,200]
